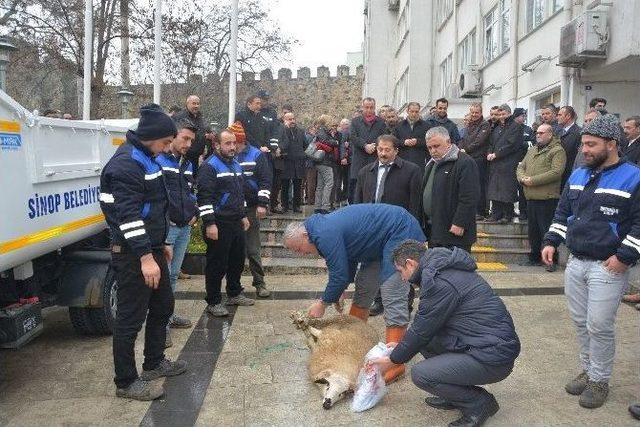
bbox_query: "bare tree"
[0,0,26,27]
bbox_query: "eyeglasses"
[535,131,549,135]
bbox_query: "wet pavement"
[1,269,639,426]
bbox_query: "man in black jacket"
[173,95,213,173]
[622,116,640,164]
[424,98,461,144]
[393,101,430,173]
[235,95,271,151]
[349,97,387,203]
[459,103,492,219]
[421,127,480,253]
[278,111,307,212]
[371,241,520,427]
[557,106,582,189]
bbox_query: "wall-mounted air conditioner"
[458,66,482,98]
[559,10,609,67]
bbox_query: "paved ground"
[1,269,639,426]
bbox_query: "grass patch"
[188,220,206,254]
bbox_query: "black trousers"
[491,201,514,220]
[411,338,514,414]
[112,249,174,389]
[348,178,358,204]
[474,157,489,217]
[281,178,302,211]
[527,199,559,263]
[518,184,528,219]
[270,169,283,209]
[204,220,246,305]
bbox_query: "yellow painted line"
[112,137,125,146]
[0,120,20,133]
[477,232,490,237]
[471,245,497,252]
[0,214,105,254]
[477,262,508,271]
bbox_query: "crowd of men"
[97,90,640,426]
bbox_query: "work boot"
[449,394,499,427]
[165,330,173,348]
[169,314,193,329]
[369,299,383,317]
[579,380,609,409]
[254,285,271,298]
[206,303,229,317]
[348,303,369,322]
[116,378,164,401]
[141,358,188,381]
[384,326,407,384]
[425,396,457,410]
[226,294,255,306]
[628,403,640,420]
[565,371,589,395]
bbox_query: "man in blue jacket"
[542,114,640,410]
[372,240,520,427]
[283,203,425,383]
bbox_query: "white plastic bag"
[351,342,392,412]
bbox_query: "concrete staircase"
[258,214,532,274]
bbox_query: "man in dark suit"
[354,134,422,316]
[557,106,582,190]
[623,116,640,165]
[393,101,430,174]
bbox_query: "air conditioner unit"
[388,0,400,11]
[458,66,482,98]
[559,10,609,67]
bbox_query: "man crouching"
[371,240,520,427]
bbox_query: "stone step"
[477,221,528,235]
[261,215,306,228]
[476,233,530,249]
[181,253,328,275]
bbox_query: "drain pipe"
[560,0,574,106]
[510,0,519,107]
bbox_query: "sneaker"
[206,303,229,317]
[116,378,164,401]
[141,358,188,381]
[579,380,609,408]
[255,286,271,298]
[565,371,589,395]
[165,330,173,349]
[169,314,193,329]
[178,271,191,280]
[226,294,255,306]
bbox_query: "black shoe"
[519,259,542,267]
[484,215,500,222]
[369,300,383,317]
[425,396,456,410]
[475,214,486,221]
[272,207,285,214]
[293,207,303,213]
[629,403,640,420]
[545,263,557,272]
[519,215,528,221]
[498,217,512,224]
[449,395,499,427]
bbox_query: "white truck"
[0,89,132,347]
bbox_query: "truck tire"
[68,268,117,335]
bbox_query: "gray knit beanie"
[581,113,621,142]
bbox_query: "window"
[484,0,510,63]
[526,0,564,33]
[436,0,453,26]
[440,54,453,95]
[458,30,476,71]
[394,68,409,109]
[396,4,409,50]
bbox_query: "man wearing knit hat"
[542,114,640,410]
[100,104,187,401]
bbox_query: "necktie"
[375,164,391,203]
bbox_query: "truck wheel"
[68,269,117,335]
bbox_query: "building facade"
[363,0,640,123]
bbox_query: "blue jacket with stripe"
[99,131,168,256]
[304,204,426,303]
[236,144,273,208]
[544,159,640,265]
[156,152,198,227]
[197,153,246,226]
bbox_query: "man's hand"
[404,138,417,147]
[206,224,219,240]
[163,245,173,263]
[256,206,267,220]
[333,292,346,313]
[603,255,628,274]
[241,217,250,231]
[460,148,466,153]
[260,146,271,153]
[341,158,348,166]
[368,356,397,374]
[523,177,533,186]
[189,216,198,226]
[487,153,496,161]
[364,143,376,154]
[275,148,282,157]
[308,300,326,318]
[140,253,161,289]
[449,224,465,236]
[541,245,555,266]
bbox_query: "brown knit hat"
[228,121,246,144]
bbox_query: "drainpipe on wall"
[560,0,574,106]
[452,1,459,98]
[510,0,519,107]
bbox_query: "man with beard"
[425,98,461,144]
[542,114,640,410]
[173,95,213,173]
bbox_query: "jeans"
[204,219,246,306]
[411,338,514,414]
[564,255,629,382]
[314,164,334,211]
[165,224,192,292]
[112,249,174,389]
[353,261,410,327]
[245,206,265,288]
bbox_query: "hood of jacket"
[409,247,477,283]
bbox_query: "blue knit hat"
[137,103,177,141]
[581,113,621,142]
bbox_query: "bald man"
[173,95,213,172]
